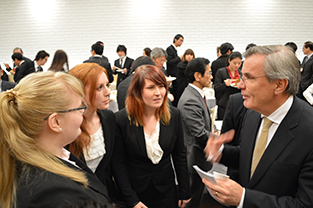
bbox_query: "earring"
[59,128,62,132]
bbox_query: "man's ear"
[274,78,288,95]
[47,113,62,133]
[194,72,201,82]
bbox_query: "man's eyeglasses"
[206,71,212,75]
[240,75,266,85]
[44,103,87,120]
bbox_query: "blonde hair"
[0,71,88,208]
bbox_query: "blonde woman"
[0,71,112,208]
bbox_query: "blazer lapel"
[248,98,299,188]
[133,125,148,157]
[239,110,261,187]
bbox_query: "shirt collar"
[94,54,102,58]
[261,95,293,125]
[189,83,205,98]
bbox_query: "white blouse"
[144,121,164,164]
[84,126,106,172]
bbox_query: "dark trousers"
[185,171,205,208]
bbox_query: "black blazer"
[214,67,240,107]
[298,55,313,100]
[166,45,181,77]
[83,56,114,83]
[220,92,247,182]
[117,74,133,110]
[112,107,190,207]
[113,57,134,87]
[221,96,313,207]
[16,154,112,208]
[211,54,228,83]
[14,59,35,83]
[1,80,16,91]
[176,61,188,104]
[93,109,117,200]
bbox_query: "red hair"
[67,63,108,157]
[126,65,170,126]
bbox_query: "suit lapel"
[240,110,261,186]
[248,98,299,188]
[133,124,148,157]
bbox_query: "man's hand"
[203,178,243,206]
[178,198,191,208]
[204,129,235,163]
[133,201,147,208]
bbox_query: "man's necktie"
[251,117,273,178]
[120,59,123,68]
[204,95,208,109]
[37,66,43,72]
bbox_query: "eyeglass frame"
[240,75,267,85]
[44,103,87,120]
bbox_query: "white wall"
[0,0,312,70]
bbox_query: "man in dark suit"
[112,45,134,87]
[177,58,212,208]
[1,69,16,91]
[297,41,313,101]
[117,56,155,110]
[11,52,34,83]
[84,43,114,83]
[4,47,32,76]
[166,34,184,106]
[33,50,50,72]
[204,45,313,207]
[211,42,234,84]
[95,41,110,62]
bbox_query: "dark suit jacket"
[221,96,313,207]
[214,67,240,107]
[166,45,181,77]
[112,107,190,207]
[221,92,247,182]
[14,59,35,83]
[117,74,133,110]
[1,80,16,91]
[16,154,112,208]
[211,54,228,83]
[177,85,212,172]
[92,109,117,200]
[176,61,188,104]
[298,55,313,100]
[113,57,134,87]
[84,56,114,83]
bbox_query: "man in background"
[112,45,134,87]
[178,58,212,208]
[166,34,184,106]
[33,50,49,72]
[84,43,113,83]
[211,42,234,83]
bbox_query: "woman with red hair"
[112,65,191,208]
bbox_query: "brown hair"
[126,65,170,126]
[181,49,195,62]
[67,63,108,157]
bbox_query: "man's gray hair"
[244,45,300,95]
[151,47,168,59]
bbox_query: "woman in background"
[112,65,191,208]
[143,47,151,57]
[0,71,112,208]
[175,49,195,106]
[67,63,118,202]
[214,51,242,120]
[48,49,69,72]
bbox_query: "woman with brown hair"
[112,65,191,208]
[48,49,69,72]
[67,63,118,201]
[175,49,195,106]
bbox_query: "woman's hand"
[178,198,191,208]
[224,79,232,86]
[133,201,148,208]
